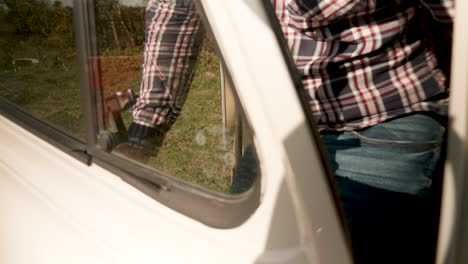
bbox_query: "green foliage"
[0,42,84,138]
[4,0,72,36]
[0,0,81,136]
[149,50,231,192]
[2,0,145,52]
[94,0,145,51]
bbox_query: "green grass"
[0,36,85,139]
[148,50,232,192]
[0,35,233,193]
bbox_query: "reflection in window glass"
[0,0,84,139]
[93,0,260,193]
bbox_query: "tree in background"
[3,0,71,36]
[94,0,145,52]
[2,0,144,52]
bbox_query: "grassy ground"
[0,35,85,139]
[0,35,232,193]
[148,50,232,192]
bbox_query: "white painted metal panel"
[0,0,350,263]
[437,1,468,263]
[199,0,351,263]
[0,163,108,264]
[0,113,282,263]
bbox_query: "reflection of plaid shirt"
[132,0,454,133]
[132,0,204,129]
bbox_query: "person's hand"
[114,142,150,164]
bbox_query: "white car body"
[0,0,466,263]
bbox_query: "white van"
[0,0,466,263]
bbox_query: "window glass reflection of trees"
[0,0,84,139]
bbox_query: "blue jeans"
[321,113,446,263]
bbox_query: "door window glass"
[91,0,260,194]
[0,0,84,139]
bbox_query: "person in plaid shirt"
[117,0,454,262]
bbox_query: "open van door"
[437,1,468,263]
[0,0,352,263]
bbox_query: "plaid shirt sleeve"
[127,0,204,151]
[419,0,455,22]
[132,0,204,128]
[275,0,452,131]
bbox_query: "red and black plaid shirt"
[132,0,454,134]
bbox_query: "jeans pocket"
[351,114,445,149]
[351,130,441,149]
[331,114,446,195]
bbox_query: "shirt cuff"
[127,122,170,155]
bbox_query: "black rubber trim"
[74,0,101,148]
[91,148,261,229]
[0,97,92,165]
[260,0,351,245]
